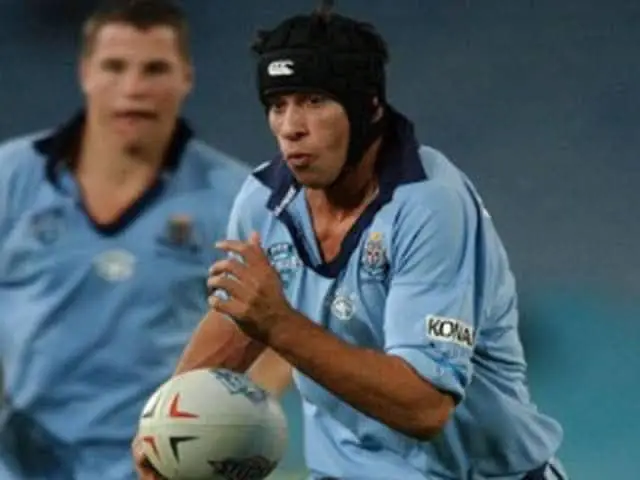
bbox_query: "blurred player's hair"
[81,0,190,60]
[315,0,334,19]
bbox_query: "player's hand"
[208,232,293,342]
[132,435,163,480]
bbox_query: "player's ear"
[371,96,384,122]
[182,62,194,96]
[78,56,90,96]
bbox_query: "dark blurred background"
[1,1,638,478]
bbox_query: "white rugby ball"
[138,368,288,480]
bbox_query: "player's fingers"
[133,454,151,479]
[246,232,273,267]
[216,239,264,265]
[216,239,249,255]
[249,231,261,246]
[208,275,246,302]
[134,456,162,480]
[131,437,158,480]
[209,258,248,280]
[209,294,246,320]
[141,458,166,480]
[131,435,144,463]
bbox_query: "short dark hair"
[81,0,190,59]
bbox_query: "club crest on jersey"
[425,315,475,349]
[157,214,200,253]
[361,231,388,279]
[30,207,65,245]
[266,242,301,287]
[93,249,136,282]
[330,291,357,321]
[209,456,276,480]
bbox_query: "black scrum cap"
[253,2,389,167]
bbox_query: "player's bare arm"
[173,303,292,396]
[173,310,264,375]
[208,232,454,440]
[247,347,292,395]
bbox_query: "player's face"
[80,23,192,152]
[268,92,350,188]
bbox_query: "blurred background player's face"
[268,93,350,189]
[80,23,192,153]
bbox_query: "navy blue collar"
[254,107,428,278]
[254,107,427,213]
[34,111,194,187]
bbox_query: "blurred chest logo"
[93,249,136,282]
[30,207,65,245]
[157,214,200,253]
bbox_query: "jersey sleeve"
[0,140,31,247]
[225,187,249,242]
[213,175,268,304]
[198,149,251,267]
[384,186,478,402]
[222,177,257,241]
[0,172,8,241]
[0,147,16,243]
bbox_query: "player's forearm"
[267,310,453,440]
[174,311,265,375]
[247,348,293,398]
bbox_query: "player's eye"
[267,97,286,114]
[144,60,171,76]
[100,58,126,73]
[305,94,328,107]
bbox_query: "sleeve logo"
[425,315,475,349]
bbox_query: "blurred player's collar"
[254,106,427,216]
[35,110,194,188]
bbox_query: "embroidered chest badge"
[361,231,389,279]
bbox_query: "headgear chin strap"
[254,12,388,169]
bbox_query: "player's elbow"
[404,392,455,441]
[409,413,449,441]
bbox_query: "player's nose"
[279,105,308,141]
[120,70,151,98]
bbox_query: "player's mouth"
[285,153,314,168]
[113,110,158,122]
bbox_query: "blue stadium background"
[1,1,638,478]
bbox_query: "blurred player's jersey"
[0,113,248,479]
[227,109,564,479]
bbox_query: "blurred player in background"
[135,2,569,480]
[0,0,286,478]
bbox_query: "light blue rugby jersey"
[0,113,248,480]
[226,109,563,480]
